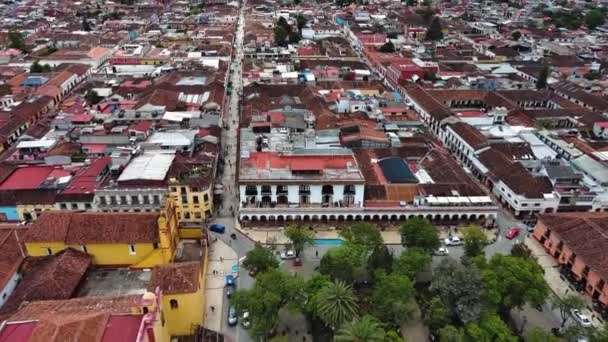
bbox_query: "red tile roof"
[539,212,608,280]
[0,248,91,318]
[148,262,200,295]
[0,166,56,190]
[60,157,111,196]
[242,152,356,170]
[0,226,25,294]
[25,212,160,244]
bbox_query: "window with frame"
[170,299,178,309]
[131,196,139,205]
[128,244,136,255]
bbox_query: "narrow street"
[204,1,256,341]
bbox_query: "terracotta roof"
[404,85,451,121]
[25,211,160,244]
[539,212,608,280]
[0,226,25,294]
[0,248,91,318]
[448,122,488,150]
[148,262,200,295]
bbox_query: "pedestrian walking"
[211,306,215,313]
[315,250,318,257]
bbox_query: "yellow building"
[148,259,208,337]
[16,203,54,221]
[23,201,180,268]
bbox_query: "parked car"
[433,247,449,256]
[444,236,463,246]
[280,250,296,260]
[226,275,236,298]
[227,306,238,326]
[571,309,593,328]
[209,224,225,234]
[505,227,521,240]
[241,311,251,329]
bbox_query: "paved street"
[205,0,255,341]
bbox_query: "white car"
[280,250,296,260]
[444,236,463,246]
[433,247,449,256]
[571,309,593,328]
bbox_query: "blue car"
[209,224,225,234]
[226,275,236,298]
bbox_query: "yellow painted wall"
[168,185,213,223]
[159,244,208,337]
[25,242,163,266]
[17,204,54,221]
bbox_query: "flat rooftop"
[77,268,151,297]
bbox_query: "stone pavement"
[525,236,604,329]
[204,239,238,332]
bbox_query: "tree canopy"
[462,226,488,258]
[371,272,416,328]
[284,224,314,256]
[431,258,483,323]
[400,217,440,252]
[367,245,394,276]
[313,280,359,329]
[320,243,367,284]
[335,315,386,342]
[393,247,432,280]
[8,30,26,52]
[478,254,549,315]
[242,243,279,274]
[379,41,395,53]
[585,9,606,30]
[426,16,444,41]
[30,60,51,73]
[340,223,383,251]
[464,313,518,342]
[536,65,550,90]
[232,269,305,338]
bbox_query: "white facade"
[0,272,20,308]
[493,179,559,217]
[239,183,365,208]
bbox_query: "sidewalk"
[236,226,404,245]
[203,239,238,332]
[525,236,604,328]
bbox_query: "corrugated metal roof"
[118,153,175,182]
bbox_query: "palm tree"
[315,280,359,329]
[335,315,385,342]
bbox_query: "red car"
[505,227,521,240]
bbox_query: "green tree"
[431,258,483,323]
[335,315,386,342]
[274,25,289,46]
[85,90,102,105]
[393,247,431,280]
[510,242,533,259]
[400,217,440,252]
[379,41,395,53]
[371,272,416,328]
[426,16,444,41]
[423,296,450,332]
[295,13,307,32]
[439,325,464,342]
[537,64,550,89]
[552,294,585,329]
[303,273,332,315]
[340,222,383,251]
[82,17,92,31]
[284,224,314,257]
[242,243,279,274]
[416,6,435,23]
[319,244,367,283]
[586,9,605,29]
[462,225,488,258]
[464,313,518,342]
[385,330,404,342]
[367,245,393,276]
[232,269,305,339]
[30,60,51,73]
[479,254,549,316]
[8,30,26,52]
[314,280,359,329]
[525,327,561,342]
[511,31,522,41]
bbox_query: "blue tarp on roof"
[392,91,402,101]
[22,76,48,87]
[336,16,346,25]
[378,157,418,184]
